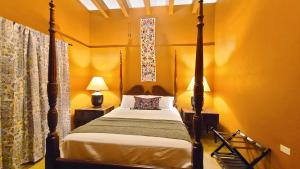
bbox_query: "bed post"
[174,50,177,105]
[193,0,204,169]
[46,0,60,169]
[120,50,123,99]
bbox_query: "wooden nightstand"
[181,108,219,136]
[74,105,114,128]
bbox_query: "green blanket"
[72,117,191,142]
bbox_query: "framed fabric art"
[140,18,156,82]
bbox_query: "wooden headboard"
[152,85,173,96]
[125,85,146,95]
[124,85,173,96]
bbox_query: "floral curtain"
[0,17,70,169]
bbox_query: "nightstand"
[181,108,219,136]
[74,105,114,128]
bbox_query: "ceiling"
[79,0,217,18]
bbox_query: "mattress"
[61,107,192,169]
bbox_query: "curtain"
[0,17,70,169]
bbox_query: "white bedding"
[61,107,192,169]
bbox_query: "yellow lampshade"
[87,77,108,91]
[187,76,211,92]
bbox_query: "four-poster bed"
[45,0,205,169]
[61,84,190,168]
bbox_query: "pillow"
[120,95,135,108]
[159,96,174,109]
[137,95,156,98]
[133,95,174,109]
[133,96,161,110]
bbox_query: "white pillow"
[137,95,157,98]
[159,96,174,109]
[120,95,135,108]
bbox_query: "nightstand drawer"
[74,106,114,128]
[202,113,219,131]
[74,110,103,127]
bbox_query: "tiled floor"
[23,136,221,169]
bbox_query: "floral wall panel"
[140,18,156,82]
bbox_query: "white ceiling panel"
[150,0,168,7]
[79,0,98,11]
[79,0,217,12]
[174,0,193,5]
[126,0,145,8]
[204,0,217,3]
[102,0,121,9]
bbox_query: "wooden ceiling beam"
[116,0,129,17]
[169,0,174,15]
[91,0,109,18]
[192,0,199,14]
[143,0,151,15]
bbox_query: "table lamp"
[187,76,211,110]
[87,77,108,107]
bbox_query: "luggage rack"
[211,129,271,169]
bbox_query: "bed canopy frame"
[45,0,205,168]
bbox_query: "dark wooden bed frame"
[45,0,205,168]
[123,85,174,96]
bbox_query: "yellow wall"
[0,0,92,128]
[68,39,91,128]
[89,5,215,110]
[90,47,124,107]
[214,0,300,168]
[90,5,214,45]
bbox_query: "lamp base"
[91,91,103,107]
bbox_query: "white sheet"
[61,107,192,169]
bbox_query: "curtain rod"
[56,31,215,48]
[88,42,215,48]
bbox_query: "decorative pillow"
[133,96,161,110]
[134,95,174,109]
